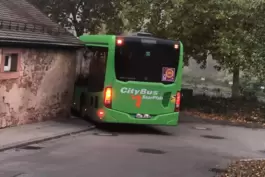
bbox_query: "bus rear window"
[114,40,180,83]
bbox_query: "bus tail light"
[104,87,112,108]
[175,91,181,112]
[116,39,123,45]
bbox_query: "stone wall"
[0,48,77,128]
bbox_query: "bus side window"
[87,46,108,92]
[76,48,93,86]
[82,48,93,77]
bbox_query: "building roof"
[0,0,83,48]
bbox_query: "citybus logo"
[120,87,159,96]
[120,87,163,108]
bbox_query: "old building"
[0,0,83,128]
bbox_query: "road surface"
[0,120,264,177]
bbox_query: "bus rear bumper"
[103,109,179,126]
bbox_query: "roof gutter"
[0,38,85,49]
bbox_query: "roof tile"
[0,0,83,47]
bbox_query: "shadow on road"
[82,116,172,136]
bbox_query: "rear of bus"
[101,33,183,126]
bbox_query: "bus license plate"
[136,114,151,119]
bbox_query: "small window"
[4,56,9,66]
[3,54,18,72]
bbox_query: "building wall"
[0,48,76,128]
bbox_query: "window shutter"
[10,54,18,72]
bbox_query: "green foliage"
[210,1,265,76]
[29,0,124,36]
[120,0,151,32]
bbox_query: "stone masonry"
[0,48,76,128]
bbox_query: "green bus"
[72,32,184,126]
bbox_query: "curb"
[240,158,265,162]
[0,125,95,152]
[197,118,265,129]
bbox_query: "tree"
[143,0,175,38]
[29,0,124,36]
[209,0,265,97]
[120,0,151,32]
[168,0,218,67]
[167,0,265,98]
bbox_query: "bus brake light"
[104,87,112,108]
[174,44,179,49]
[175,91,181,112]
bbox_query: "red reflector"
[97,109,105,119]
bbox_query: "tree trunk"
[232,66,240,98]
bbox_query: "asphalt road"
[0,119,265,177]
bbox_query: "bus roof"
[79,35,114,46]
[117,35,179,45]
[79,34,180,46]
